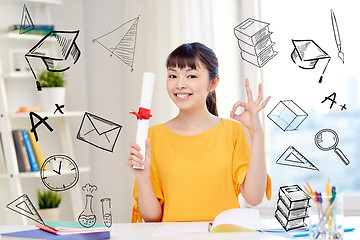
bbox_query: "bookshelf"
[0,0,87,225]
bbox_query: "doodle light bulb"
[78,194,96,228]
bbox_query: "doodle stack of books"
[234,18,277,67]
[275,185,311,231]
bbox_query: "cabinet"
[0,0,88,225]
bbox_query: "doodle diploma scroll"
[132,72,155,169]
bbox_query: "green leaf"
[37,189,62,209]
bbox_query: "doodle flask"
[78,194,96,228]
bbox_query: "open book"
[209,208,261,233]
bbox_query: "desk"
[0,217,359,240]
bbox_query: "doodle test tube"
[78,194,96,228]
[131,72,155,169]
[101,198,112,228]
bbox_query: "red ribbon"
[130,107,152,120]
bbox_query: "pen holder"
[309,193,343,240]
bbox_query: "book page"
[211,208,261,233]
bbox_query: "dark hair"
[166,42,219,116]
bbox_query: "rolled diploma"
[133,72,155,169]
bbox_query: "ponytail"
[206,90,218,116]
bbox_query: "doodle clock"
[40,155,79,192]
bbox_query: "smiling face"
[167,59,216,112]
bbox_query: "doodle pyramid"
[20,4,34,34]
[7,194,44,225]
[92,16,140,70]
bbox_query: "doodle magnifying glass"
[314,129,349,165]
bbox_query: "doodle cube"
[267,100,307,131]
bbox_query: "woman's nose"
[176,77,186,89]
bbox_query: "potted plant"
[38,70,66,112]
[37,189,62,221]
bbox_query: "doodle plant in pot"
[37,189,62,221]
[38,70,66,112]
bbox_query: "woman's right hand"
[127,138,151,180]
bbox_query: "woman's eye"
[168,75,177,78]
[188,75,196,79]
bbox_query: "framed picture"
[8,49,31,75]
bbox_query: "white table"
[1,217,359,240]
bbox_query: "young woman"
[127,42,271,222]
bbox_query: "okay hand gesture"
[230,79,270,133]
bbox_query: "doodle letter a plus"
[321,92,337,109]
[29,112,53,142]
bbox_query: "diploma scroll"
[133,72,155,169]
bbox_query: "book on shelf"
[0,132,7,173]
[22,130,39,171]
[8,29,54,36]
[1,229,110,240]
[12,130,31,172]
[28,130,45,169]
[8,24,55,31]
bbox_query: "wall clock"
[40,155,79,191]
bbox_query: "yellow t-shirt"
[132,118,271,222]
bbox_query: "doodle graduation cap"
[25,30,81,79]
[291,39,331,83]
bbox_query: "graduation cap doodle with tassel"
[291,39,331,83]
[25,30,81,80]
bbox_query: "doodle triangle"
[276,146,319,171]
[92,16,140,70]
[6,194,44,225]
[20,4,34,34]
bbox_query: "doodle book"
[36,221,109,235]
[209,208,261,233]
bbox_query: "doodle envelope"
[77,112,122,152]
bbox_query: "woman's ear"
[209,75,219,92]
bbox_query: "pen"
[208,222,213,232]
[314,190,337,239]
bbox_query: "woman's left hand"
[230,78,270,133]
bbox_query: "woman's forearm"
[137,177,163,222]
[241,129,267,206]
